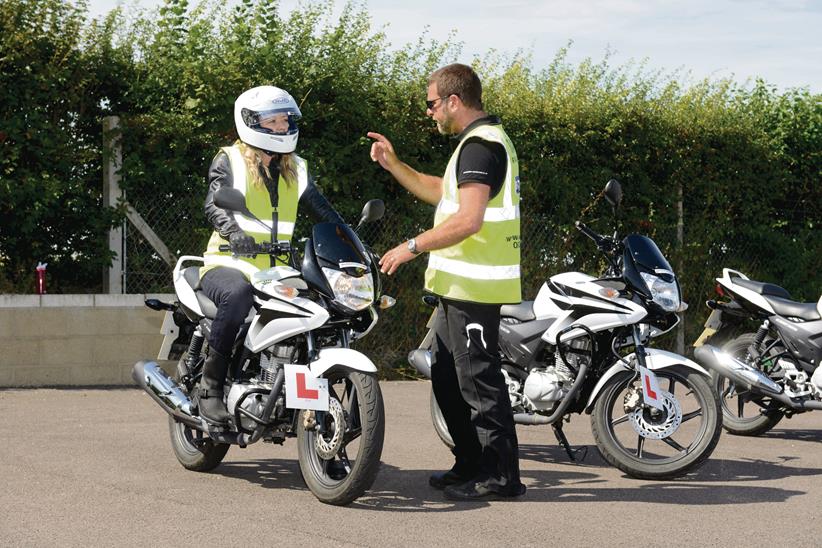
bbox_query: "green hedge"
[1,0,819,349]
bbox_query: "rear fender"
[584,348,710,413]
[309,348,378,377]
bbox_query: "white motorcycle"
[409,180,722,479]
[694,268,822,436]
[134,188,393,505]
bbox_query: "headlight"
[640,271,680,312]
[322,267,374,312]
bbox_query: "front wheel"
[591,366,721,480]
[297,369,384,505]
[714,333,784,436]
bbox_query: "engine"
[226,344,294,430]
[522,348,578,411]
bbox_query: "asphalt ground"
[1,381,820,547]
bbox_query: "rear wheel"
[297,369,384,505]
[591,366,721,480]
[167,352,229,472]
[714,333,784,436]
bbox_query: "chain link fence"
[120,182,817,376]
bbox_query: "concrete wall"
[0,294,175,387]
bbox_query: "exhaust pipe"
[693,345,822,411]
[693,345,783,395]
[408,349,432,379]
[132,360,202,429]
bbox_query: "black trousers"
[199,267,253,358]
[430,297,522,490]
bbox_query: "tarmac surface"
[1,381,821,546]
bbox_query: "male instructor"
[368,63,525,500]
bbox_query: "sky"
[86,0,822,92]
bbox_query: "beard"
[435,113,457,135]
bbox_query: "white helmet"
[234,86,301,154]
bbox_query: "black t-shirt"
[455,116,507,199]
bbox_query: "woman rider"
[197,85,343,424]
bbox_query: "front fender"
[309,348,378,377]
[584,348,710,413]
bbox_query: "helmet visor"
[241,107,301,136]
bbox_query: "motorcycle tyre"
[714,333,784,436]
[591,366,721,480]
[430,387,455,449]
[297,370,384,506]
[167,353,230,472]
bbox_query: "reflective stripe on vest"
[424,123,521,304]
[203,144,308,274]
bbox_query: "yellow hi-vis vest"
[424,123,521,304]
[202,144,308,278]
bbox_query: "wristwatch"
[407,238,420,255]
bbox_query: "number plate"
[693,309,723,348]
[640,366,664,411]
[284,364,329,411]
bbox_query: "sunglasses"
[425,95,453,110]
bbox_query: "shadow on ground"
[216,447,811,511]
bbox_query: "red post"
[35,262,47,294]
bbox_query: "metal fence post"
[103,116,124,294]
[677,182,685,355]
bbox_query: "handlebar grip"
[575,221,602,243]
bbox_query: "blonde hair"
[236,141,298,188]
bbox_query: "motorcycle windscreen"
[621,234,674,298]
[311,222,372,273]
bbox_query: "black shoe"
[198,388,231,425]
[443,478,526,501]
[197,351,231,425]
[429,470,472,490]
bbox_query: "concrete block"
[67,308,123,336]
[29,308,69,337]
[70,364,124,385]
[0,295,40,308]
[41,337,93,366]
[41,295,94,307]
[145,293,177,302]
[0,364,15,386]
[13,366,72,386]
[94,294,147,307]
[120,309,165,335]
[92,334,162,367]
[0,339,41,367]
[0,309,45,338]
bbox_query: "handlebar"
[575,221,603,245]
[218,241,292,256]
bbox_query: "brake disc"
[628,391,682,440]
[314,397,346,460]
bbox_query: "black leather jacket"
[204,151,345,239]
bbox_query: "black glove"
[229,231,256,255]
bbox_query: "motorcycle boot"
[197,350,232,425]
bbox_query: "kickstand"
[552,423,587,462]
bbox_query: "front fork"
[631,325,665,413]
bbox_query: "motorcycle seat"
[734,278,791,299]
[501,300,536,322]
[763,295,821,322]
[182,266,219,319]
